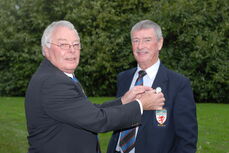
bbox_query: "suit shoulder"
[163,65,189,82]
[28,61,65,88]
[118,68,136,78]
[31,65,52,82]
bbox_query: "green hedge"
[0,0,228,103]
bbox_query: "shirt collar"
[137,59,160,79]
[64,72,74,78]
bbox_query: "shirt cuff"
[136,99,143,115]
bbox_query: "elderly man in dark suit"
[25,20,165,153]
[107,20,198,153]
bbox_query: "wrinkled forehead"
[131,28,156,39]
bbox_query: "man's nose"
[68,45,76,53]
[137,40,145,49]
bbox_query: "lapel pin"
[156,87,162,93]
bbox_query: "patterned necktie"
[72,76,78,82]
[119,70,147,153]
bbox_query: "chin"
[63,64,76,72]
[136,58,147,63]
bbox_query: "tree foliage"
[0,0,228,103]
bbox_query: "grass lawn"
[0,97,228,153]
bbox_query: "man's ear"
[43,47,50,58]
[158,38,164,51]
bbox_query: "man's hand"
[139,89,165,110]
[121,86,152,104]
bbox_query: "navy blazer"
[107,63,198,153]
[25,59,142,153]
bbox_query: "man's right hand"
[139,89,165,110]
[121,86,152,104]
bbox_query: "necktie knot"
[134,70,146,86]
[138,70,146,78]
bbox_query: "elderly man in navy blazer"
[107,20,198,153]
[25,20,165,153]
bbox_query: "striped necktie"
[119,70,146,153]
[72,76,78,82]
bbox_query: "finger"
[136,94,142,99]
[157,93,164,98]
[146,90,156,94]
[160,102,165,106]
[143,86,153,91]
[155,106,163,110]
[136,87,149,94]
[135,86,152,92]
[160,97,165,103]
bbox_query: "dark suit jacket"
[25,59,142,153]
[107,63,198,153]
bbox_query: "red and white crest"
[156,109,167,125]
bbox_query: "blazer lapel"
[151,64,168,99]
[136,63,169,144]
[43,58,87,98]
[117,68,137,97]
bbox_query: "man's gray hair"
[41,20,78,56]
[131,20,163,40]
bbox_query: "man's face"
[44,26,80,74]
[132,28,163,69]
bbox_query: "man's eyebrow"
[132,37,139,40]
[132,37,152,39]
[57,39,80,43]
[143,37,152,39]
[57,38,67,41]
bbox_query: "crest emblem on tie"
[155,109,167,126]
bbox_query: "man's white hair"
[41,20,78,56]
[131,20,163,41]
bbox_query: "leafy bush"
[0,0,228,103]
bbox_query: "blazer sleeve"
[173,78,198,153]
[94,98,122,108]
[41,76,141,133]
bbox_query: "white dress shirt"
[64,72,74,78]
[116,59,160,153]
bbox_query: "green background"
[0,97,228,153]
[0,0,228,103]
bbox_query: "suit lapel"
[136,63,169,144]
[75,81,87,98]
[43,58,87,98]
[117,68,137,97]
